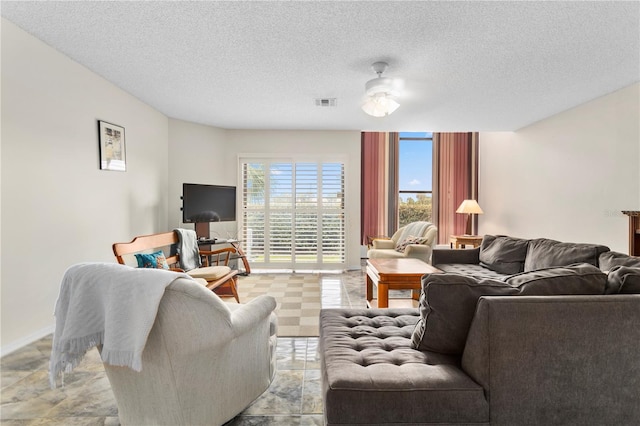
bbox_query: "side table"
[450,235,483,249]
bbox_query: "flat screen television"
[182,183,237,223]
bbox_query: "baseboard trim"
[1,324,55,358]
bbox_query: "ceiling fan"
[361,61,403,117]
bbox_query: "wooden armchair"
[112,231,241,302]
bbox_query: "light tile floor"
[1,266,376,425]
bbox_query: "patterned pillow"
[395,235,427,253]
[135,250,169,269]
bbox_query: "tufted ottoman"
[319,308,489,426]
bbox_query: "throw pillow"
[411,264,607,355]
[135,250,170,269]
[479,235,529,275]
[395,235,427,253]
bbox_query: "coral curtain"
[433,132,479,245]
[387,132,399,236]
[361,132,388,245]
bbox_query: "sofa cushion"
[479,235,529,274]
[320,308,489,425]
[599,251,640,272]
[412,264,607,355]
[524,238,609,272]
[605,266,640,294]
[437,263,511,280]
[412,274,519,354]
[506,263,606,294]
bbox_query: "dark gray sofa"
[320,236,640,425]
[432,235,615,279]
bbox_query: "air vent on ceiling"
[315,98,337,107]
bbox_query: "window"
[398,132,433,227]
[241,158,346,270]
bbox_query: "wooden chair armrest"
[170,267,185,272]
[199,247,238,267]
[199,247,237,256]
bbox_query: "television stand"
[198,237,217,244]
[195,222,251,275]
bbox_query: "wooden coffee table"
[366,258,442,308]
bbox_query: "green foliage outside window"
[399,194,432,227]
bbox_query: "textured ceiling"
[2,1,639,131]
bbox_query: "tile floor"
[1,266,376,425]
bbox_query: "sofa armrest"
[461,295,640,425]
[404,244,433,263]
[432,247,480,266]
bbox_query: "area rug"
[234,273,322,337]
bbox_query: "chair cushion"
[411,264,607,355]
[134,250,169,269]
[187,265,232,280]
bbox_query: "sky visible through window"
[399,132,432,201]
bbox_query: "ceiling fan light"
[361,61,402,117]
[361,94,400,117]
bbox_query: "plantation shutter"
[240,158,346,270]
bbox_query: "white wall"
[167,118,231,236]
[479,83,640,253]
[1,19,170,353]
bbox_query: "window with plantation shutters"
[240,158,345,270]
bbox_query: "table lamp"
[456,199,483,236]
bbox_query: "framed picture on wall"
[98,120,126,171]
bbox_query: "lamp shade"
[456,199,483,215]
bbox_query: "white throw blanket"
[49,262,191,388]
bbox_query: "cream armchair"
[367,221,438,264]
[102,276,278,426]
